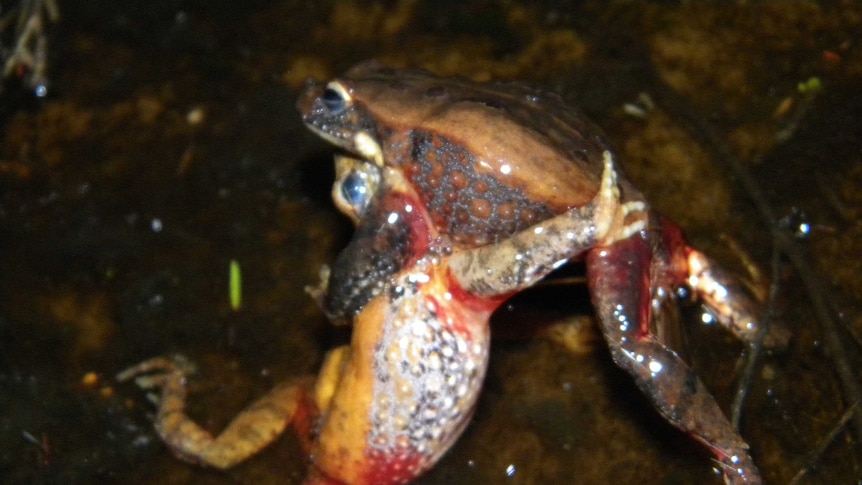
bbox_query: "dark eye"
[322,87,346,115]
[339,170,372,216]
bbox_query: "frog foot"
[592,150,647,246]
[304,264,331,311]
[117,356,314,470]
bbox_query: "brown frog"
[119,61,781,484]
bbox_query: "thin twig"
[787,401,859,485]
[1,0,59,93]
[731,246,783,428]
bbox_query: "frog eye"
[339,170,372,215]
[321,81,351,115]
[332,156,380,222]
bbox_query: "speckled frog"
[120,61,781,484]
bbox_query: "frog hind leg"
[586,231,761,485]
[117,355,321,470]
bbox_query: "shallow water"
[1,1,860,484]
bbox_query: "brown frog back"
[343,62,611,246]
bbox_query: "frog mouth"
[300,115,384,169]
[303,123,348,149]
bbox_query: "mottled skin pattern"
[118,61,783,484]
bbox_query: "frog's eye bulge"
[322,81,350,115]
[340,171,370,212]
[335,168,377,220]
[331,155,380,223]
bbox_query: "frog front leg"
[450,150,644,296]
[116,350,345,475]
[586,224,761,485]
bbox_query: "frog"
[119,60,783,485]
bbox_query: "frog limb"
[117,356,318,470]
[586,230,761,485]
[304,264,331,311]
[685,248,790,348]
[450,150,646,296]
[312,346,350,415]
[651,217,789,349]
